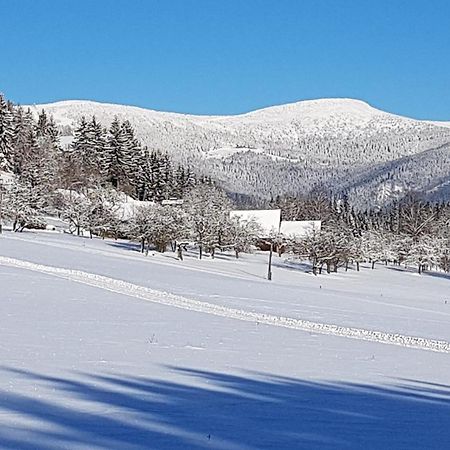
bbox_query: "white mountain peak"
[26,97,450,207]
[30,97,383,120]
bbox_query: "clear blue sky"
[1,0,449,119]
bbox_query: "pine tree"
[11,107,35,175]
[0,94,14,171]
[69,116,91,183]
[136,146,151,200]
[87,116,107,176]
[36,109,49,139]
[105,117,137,191]
[120,120,141,194]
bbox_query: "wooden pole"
[267,242,273,280]
[0,187,3,234]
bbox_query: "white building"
[230,209,281,236]
[279,220,321,238]
[230,209,321,238]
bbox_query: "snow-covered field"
[1,231,450,449]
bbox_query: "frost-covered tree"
[126,204,154,252]
[405,235,441,273]
[2,180,47,231]
[398,194,438,239]
[57,187,122,237]
[127,203,189,253]
[58,191,91,236]
[225,216,262,258]
[291,226,354,275]
[148,204,189,252]
[84,187,122,238]
[184,184,232,259]
[360,230,386,269]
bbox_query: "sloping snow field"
[1,231,450,449]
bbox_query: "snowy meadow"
[1,231,450,449]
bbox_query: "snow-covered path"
[1,232,450,342]
[1,255,449,354]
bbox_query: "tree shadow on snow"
[272,259,312,273]
[0,366,449,449]
[387,265,450,281]
[107,241,146,253]
[423,271,450,282]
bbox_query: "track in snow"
[1,256,449,354]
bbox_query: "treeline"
[0,93,212,231]
[29,183,261,261]
[65,115,205,200]
[273,192,450,274]
[124,185,261,260]
[0,93,259,260]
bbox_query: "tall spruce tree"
[69,116,104,185]
[120,120,141,193]
[11,107,35,175]
[0,94,14,171]
[105,117,136,191]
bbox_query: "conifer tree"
[105,117,136,191]
[69,116,91,183]
[0,94,14,171]
[11,107,35,175]
[87,116,107,177]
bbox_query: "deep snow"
[1,231,450,449]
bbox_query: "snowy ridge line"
[1,256,449,354]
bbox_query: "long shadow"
[424,271,450,281]
[107,241,145,253]
[272,259,312,273]
[387,265,450,281]
[0,366,449,449]
[106,241,242,262]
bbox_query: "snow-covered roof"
[56,189,154,221]
[115,194,154,220]
[230,209,281,235]
[0,171,15,186]
[279,220,321,238]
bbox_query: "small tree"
[184,185,231,259]
[226,216,262,258]
[3,180,45,231]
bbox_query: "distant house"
[161,198,184,206]
[230,209,281,236]
[279,220,321,238]
[230,209,321,239]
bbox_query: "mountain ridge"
[28,98,450,207]
[27,97,449,123]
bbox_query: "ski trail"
[5,234,449,319]
[1,256,449,354]
[2,234,260,282]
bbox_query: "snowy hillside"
[1,231,450,448]
[28,98,450,206]
[341,142,450,208]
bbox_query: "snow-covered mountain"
[28,98,450,207]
